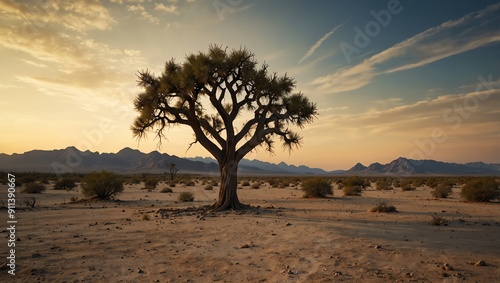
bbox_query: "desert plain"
[1,177,499,283]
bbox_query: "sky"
[0,0,499,171]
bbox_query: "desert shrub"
[129,177,141,185]
[343,185,362,196]
[375,180,390,190]
[144,178,159,190]
[160,187,173,193]
[142,214,150,221]
[204,185,213,190]
[461,178,499,202]
[169,182,176,187]
[251,182,260,189]
[401,184,416,191]
[24,197,37,208]
[241,180,251,186]
[20,175,36,184]
[392,179,401,188]
[301,178,333,198]
[22,182,46,194]
[212,181,218,186]
[70,196,79,202]
[81,171,124,200]
[431,183,452,198]
[54,177,77,190]
[40,178,50,184]
[186,180,195,186]
[343,176,365,188]
[430,215,447,226]
[370,202,397,213]
[178,191,194,202]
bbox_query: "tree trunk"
[212,160,249,210]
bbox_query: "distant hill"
[0,147,498,176]
[344,157,500,176]
[0,147,332,175]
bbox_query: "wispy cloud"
[313,3,500,94]
[299,23,344,64]
[155,3,179,14]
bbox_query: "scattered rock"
[137,268,145,274]
[333,271,342,276]
[285,223,292,226]
[374,245,381,250]
[31,253,43,258]
[442,263,453,271]
[240,243,251,249]
[475,260,486,266]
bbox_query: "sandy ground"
[0,179,499,283]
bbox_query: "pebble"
[475,260,486,266]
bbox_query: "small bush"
[370,202,397,213]
[142,214,150,221]
[160,187,173,193]
[144,178,159,190]
[430,215,447,226]
[169,182,176,187]
[401,184,416,191]
[186,180,195,186]
[54,177,77,190]
[375,180,390,190]
[70,196,79,202]
[24,197,37,208]
[81,171,124,200]
[343,176,365,188]
[343,185,362,196]
[301,178,333,198]
[241,181,251,186]
[461,178,499,202]
[22,182,46,194]
[204,185,213,190]
[251,183,260,189]
[431,184,452,198]
[178,191,194,202]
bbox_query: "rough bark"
[212,160,249,211]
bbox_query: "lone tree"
[132,45,317,210]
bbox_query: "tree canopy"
[132,45,317,210]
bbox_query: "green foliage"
[22,182,46,194]
[370,202,397,213]
[461,178,499,202]
[343,176,365,188]
[144,178,159,190]
[375,179,390,190]
[81,171,124,200]
[343,185,362,196]
[301,178,333,198]
[178,191,194,202]
[431,183,452,198]
[54,177,77,190]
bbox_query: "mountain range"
[0,147,498,176]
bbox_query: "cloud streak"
[313,3,500,94]
[299,23,344,64]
